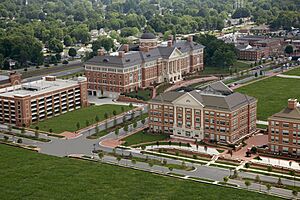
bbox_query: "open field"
[122,131,169,146]
[0,144,279,200]
[31,104,131,134]
[283,67,300,76]
[203,61,251,75]
[236,77,300,120]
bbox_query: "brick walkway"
[223,134,268,161]
[165,76,218,92]
[61,131,81,139]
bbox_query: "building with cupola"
[84,33,204,98]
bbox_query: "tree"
[244,180,251,190]
[129,103,133,108]
[292,190,298,198]
[266,184,271,194]
[133,122,137,129]
[162,159,167,166]
[35,126,39,138]
[68,48,77,58]
[115,129,119,139]
[85,120,90,127]
[254,72,258,77]
[285,45,294,55]
[3,135,9,141]
[168,167,173,172]
[255,175,261,183]
[141,118,146,125]
[113,110,117,118]
[223,176,229,184]
[48,38,63,53]
[21,124,26,134]
[104,112,109,129]
[232,8,250,19]
[92,37,114,53]
[131,159,136,165]
[267,165,273,172]
[98,151,104,162]
[95,115,100,124]
[148,162,154,168]
[277,177,283,185]
[76,122,80,131]
[116,156,121,164]
[49,128,53,134]
[63,35,73,47]
[124,125,129,132]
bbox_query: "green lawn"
[122,131,169,146]
[236,77,300,120]
[203,61,251,75]
[283,67,300,76]
[0,144,279,200]
[31,104,131,134]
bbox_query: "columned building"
[148,81,257,145]
[84,33,204,98]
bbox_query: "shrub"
[3,135,9,141]
[17,138,23,143]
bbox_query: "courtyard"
[30,104,132,134]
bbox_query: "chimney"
[144,46,149,52]
[288,99,298,110]
[124,44,129,53]
[118,51,125,58]
[187,35,193,43]
[97,48,104,56]
[168,35,173,41]
[167,40,173,47]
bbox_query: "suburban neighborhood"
[0,0,300,200]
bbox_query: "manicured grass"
[0,144,279,200]
[235,77,300,120]
[59,71,84,79]
[122,131,169,146]
[87,113,148,139]
[203,61,251,75]
[257,124,268,129]
[31,104,132,134]
[283,67,300,76]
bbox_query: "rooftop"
[269,100,300,123]
[86,40,204,68]
[149,81,256,112]
[140,32,156,40]
[0,76,86,98]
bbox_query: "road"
[3,60,85,83]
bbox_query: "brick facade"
[85,34,204,98]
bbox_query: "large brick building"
[148,81,257,145]
[236,36,283,60]
[268,99,300,156]
[0,76,88,127]
[85,33,204,98]
[0,72,22,89]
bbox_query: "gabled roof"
[85,51,142,68]
[158,46,177,59]
[269,107,300,123]
[149,82,256,112]
[200,81,233,96]
[173,40,205,53]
